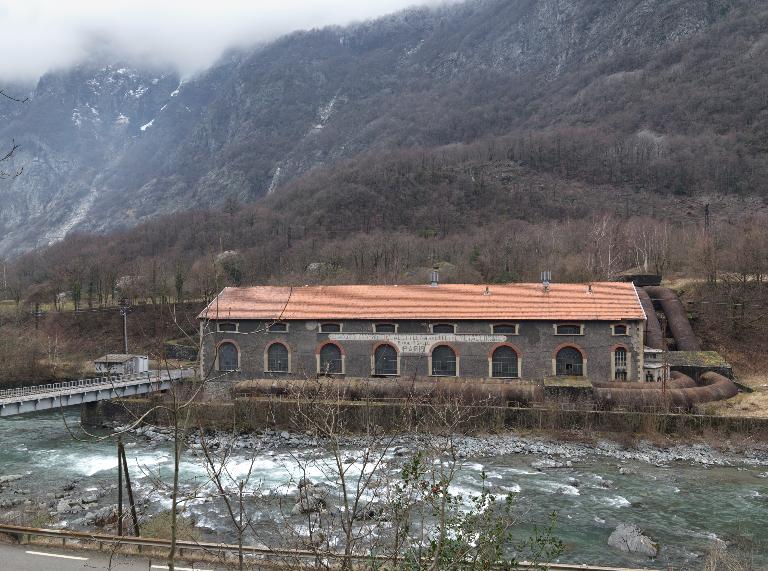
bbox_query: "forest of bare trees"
[2,137,766,310]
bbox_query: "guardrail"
[0,370,190,402]
[0,524,649,571]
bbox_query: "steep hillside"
[6,142,766,308]
[1,0,766,255]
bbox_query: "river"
[0,411,766,569]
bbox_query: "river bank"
[129,421,768,468]
[0,411,766,569]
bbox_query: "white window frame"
[319,322,343,333]
[554,323,584,336]
[612,346,630,381]
[267,322,289,333]
[373,322,399,333]
[217,322,239,333]
[491,323,519,335]
[431,323,456,334]
[611,323,629,336]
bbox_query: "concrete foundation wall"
[90,397,768,437]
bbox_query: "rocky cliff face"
[0,64,182,253]
[0,0,757,255]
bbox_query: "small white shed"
[94,354,149,375]
[642,347,669,383]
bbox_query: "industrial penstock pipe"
[233,377,542,405]
[593,371,738,410]
[592,371,696,391]
[644,286,701,351]
[636,288,664,349]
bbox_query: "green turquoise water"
[0,411,765,569]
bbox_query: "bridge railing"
[0,369,188,401]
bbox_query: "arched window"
[431,345,457,377]
[217,342,238,372]
[614,347,628,381]
[267,343,289,373]
[319,344,343,374]
[374,345,398,376]
[491,346,518,378]
[555,347,583,376]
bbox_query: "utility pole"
[119,298,131,354]
[117,437,123,536]
[660,317,669,400]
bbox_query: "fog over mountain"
[0,0,449,81]
[1,0,767,256]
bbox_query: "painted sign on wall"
[328,333,505,355]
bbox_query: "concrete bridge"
[0,369,192,417]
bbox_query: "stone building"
[198,282,647,384]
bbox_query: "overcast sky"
[0,0,446,82]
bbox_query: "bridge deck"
[0,369,192,417]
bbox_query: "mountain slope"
[1,0,766,256]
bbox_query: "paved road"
[0,543,225,570]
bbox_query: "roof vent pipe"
[430,267,439,287]
[541,270,552,292]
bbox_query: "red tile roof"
[199,283,645,322]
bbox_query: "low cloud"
[0,0,447,82]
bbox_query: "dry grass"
[704,373,768,418]
[140,510,200,542]
[701,537,757,571]
[0,299,16,316]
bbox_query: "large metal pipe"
[636,288,664,349]
[644,286,700,351]
[233,377,542,405]
[593,371,737,410]
[592,371,695,390]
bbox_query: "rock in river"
[608,523,658,557]
[292,479,330,515]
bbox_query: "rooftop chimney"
[541,270,552,292]
[430,267,439,287]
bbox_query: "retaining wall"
[83,397,768,437]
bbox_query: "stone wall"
[200,318,644,389]
[163,340,198,361]
[83,396,768,437]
